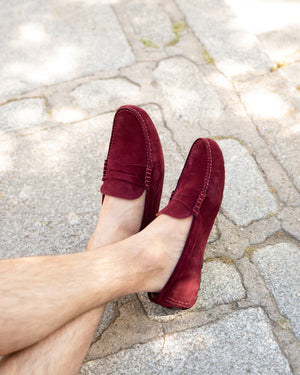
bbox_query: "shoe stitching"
[192,139,213,216]
[163,295,196,307]
[111,107,153,190]
[152,139,213,306]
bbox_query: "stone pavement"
[0,0,299,373]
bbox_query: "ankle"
[87,193,146,251]
[136,214,193,293]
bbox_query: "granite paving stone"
[176,0,272,79]
[208,213,249,259]
[218,138,277,226]
[244,216,281,245]
[165,32,207,65]
[126,0,174,47]
[253,242,300,340]
[153,57,269,160]
[86,296,164,361]
[70,78,141,114]
[0,98,48,133]
[0,1,135,100]
[154,57,222,125]
[0,113,114,258]
[237,71,300,191]
[253,146,300,207]
[278,206,300,241]
[92,303,116,344]
[139,260,245,321]
[0,0,299,373]
[80,308,291,375]
[283,63,300,88]
[226,0,300,64]
[112,0,167,62]
[153,57,223,149]
[0,105,179,258]
[195,261,245,310]
[140,104,185,208]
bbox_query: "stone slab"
[253,242,300,340]
[93,303,116,344]
[0,98,48,133]
[80,308,291,375]
[210,213,250,259]
[139,260,245,321]
[176,0,272,79]
[283,63,300,89]
[278,206,300,241]
[195,261,245,310]
[70,78,141,114]
[253,146,300,207]
[154,57,222,124]
[153,57,222,149]
[0,105,179,258]
[126,0,174,47]
[218,138,277,226]
[226,0,300,63]
[87,296,163,360]
[140,104,185,209]
[237,71,300,191]
[0,1,135,100]
[245,216,281,245]
[0,113,112,258]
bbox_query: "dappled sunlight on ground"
[0,1,299,372]
[226,0,300,34]
[0,0,134,99]
[52,106,87,124]
[243,88,290,119]
[14,22,50,45]
[226,0,300,62]
[0,137,14,173]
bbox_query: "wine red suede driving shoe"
[148,138,225,309]
[101,105,164,229]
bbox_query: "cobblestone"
[70,78,141,114]
[0,1,134,100]
[253,243,300,340]
[139,260,245,319]
[80,308,291,375]
[218,138,277,226]
[176,0,272,79]
[0,98,48,133]
[278,206,300,241]
[126,0,174,47]
[0,0,299,373]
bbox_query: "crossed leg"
[0,194,192,374]
[0,194,146,374]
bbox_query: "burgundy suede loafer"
[101,105,164,229]
[149,138,225,309]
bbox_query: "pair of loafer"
[101,105,225,309]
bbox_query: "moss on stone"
[202,46,214,64]
[139,38,159,48]
[205,256,235,264]
[245,246,257,258]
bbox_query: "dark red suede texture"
[148,138,225,309]
[101,105,164,230]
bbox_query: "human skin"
[0,193,191,374]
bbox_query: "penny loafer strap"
[103,159,148,189]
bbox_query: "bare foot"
[87,192,192,296]
[134,213,193,293]
[87,192,146,251]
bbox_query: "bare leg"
[0,211,192,356]
[0,194,146,374]
[0,308,105,375]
